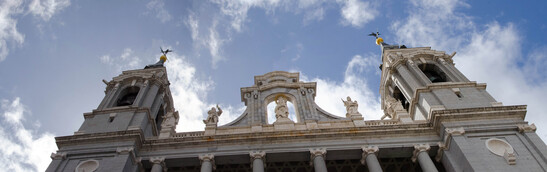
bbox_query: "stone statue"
[382,96,405,120]
[161,112,177,128]
[342,96,360,117]
[274,97,289,119]
[203,105,222,125]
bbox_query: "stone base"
[159,127,175,139]
[274,117,294,124]
[204,124,217,136]
[274,118,295,131]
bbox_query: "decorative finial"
[144,47,173,69]
[368,32,384,45]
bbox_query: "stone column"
[412,144,438,172]
[250,151,266,172]
[361,146,382,172]
[199,154,215,172]
[309,148,328,172]
[150,157,166,172]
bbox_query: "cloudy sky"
[0,0,546,171]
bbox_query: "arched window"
[393,86,409,111]
[116,86,140,107]
[419,64,448,83]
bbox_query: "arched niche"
[263,93,300,124]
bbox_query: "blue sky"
[0,0,546,171]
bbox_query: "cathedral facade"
[47,45,547,172]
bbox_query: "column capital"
[199,153,216,170]
[50,152,67,160]
[412,143,430,163]
[518,123,537,133]
[150,157,165,164]
[150,156,167,172]
[249,150,266,161]
[361,146,379,165]
[309,148,327,159]
[250,150,266,168]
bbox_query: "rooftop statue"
[342,96,361,118]
[145,47,172,69]
[203,105,222,125]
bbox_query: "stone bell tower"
[376,36,547,171]
[47,66,179,172]
[379,46,500,121]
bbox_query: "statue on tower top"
[145,47,172,69]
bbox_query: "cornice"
[55,129,145,149]
[431,105,527,133]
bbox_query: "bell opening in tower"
[116,86,140,107]
[155,104,165,132]
[419,64,448,83]
[393,86,409,111]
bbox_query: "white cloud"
[301,54,383,119]
[339,0,377,28]
[98,48,142,73]
[164,54,215,132]
[0,0,25,62]
[0,0,69,63]
[303,7,324,24]
[186,13,199,41]
[0,97,57,172]
[146,0,172,23]
[392,0,547,140]
[28,0,71,21]
[208,21,224,68]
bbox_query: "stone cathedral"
[47,41,547,172]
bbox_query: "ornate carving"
[203,105,222,125]
[382,96,405,120]
[116,147,133,155]
[342,96,361,118]
[309,148,327,159]
[250,150,266,160]
[411,143,430,163]
[446,127,465,136]
[300,86,306,95]
[252,90,259,99]
[249,150,266,168]
[161,111,178,128]
[150,157,165,164]
[360,146,379,165]
[518,123,537,133]
[50,152,67,160]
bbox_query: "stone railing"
[365,120,399,126]
[172,131,205,138]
